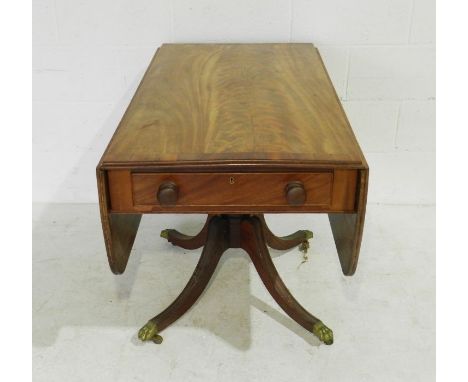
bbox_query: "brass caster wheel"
[299,230,312,254]
[299,240,310,254]
[312,321,334,345]
[151,335,163,344]
[138,321,163,344]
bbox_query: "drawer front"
[132,172,332,208]
[106,170,357,213]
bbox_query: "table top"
[97,44,369,277]
[100,43,366,169]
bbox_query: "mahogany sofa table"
[97,43,368,346]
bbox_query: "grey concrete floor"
[33,203,435,381]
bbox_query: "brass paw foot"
[299,240,310,254]
[138,321,163,344]
[312,321,333,345]
[299,230,312,254]
[160,229,170,240]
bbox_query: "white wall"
[33,0,435,204]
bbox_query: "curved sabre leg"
[160,215,214,250]
[241,216,333,345]
[139,216,229,343]
[257,215,313,252]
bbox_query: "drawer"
[106,170,357,213]
[132,172,333,208]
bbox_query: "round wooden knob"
[285,181,306,206]
[157,182,178,206]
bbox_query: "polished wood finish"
[163,215,213,250]
[97,169,141,274]
[239,217,322,334]
[105,169,358,213]
[163,214,311,252]
[157,181,179,206]
[259,215,311,251]
[329,169,369,275]
[146,216,229,334]
[144,215,330,343]
[96,44,369,274]
[107,170,134,211]
[330,169,358,211]
[133,172,333,211]
[100,44,366,167]
[97,43,369,343]
[285,181,306,206]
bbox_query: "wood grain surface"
[329,169,369,275]
[97,169,141,274]
[96,43,369,277]
[133,172,332,207]
[105,169,358,213]
[100,44,366,167]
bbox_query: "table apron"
[105,169,358,213]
